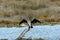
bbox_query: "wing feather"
[19,19,27,25]
[31,19,41,23]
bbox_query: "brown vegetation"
[0,17,60,26]
[0,0,60,26]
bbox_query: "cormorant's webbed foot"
[31,26,33,28]
[28,26,33,31]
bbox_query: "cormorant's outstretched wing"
[31,19,41,23]
[19,19,27,25]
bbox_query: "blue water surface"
[0,25,60,40]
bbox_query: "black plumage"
[19,19,41,30]
[31,19,41,24]
[19,19,27,25]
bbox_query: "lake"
[0,25,60,40]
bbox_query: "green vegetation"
[16,37,44,40]
[42,13,49,18]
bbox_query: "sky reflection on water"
[0,25,60,40]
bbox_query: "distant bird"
[19,18,41,30]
